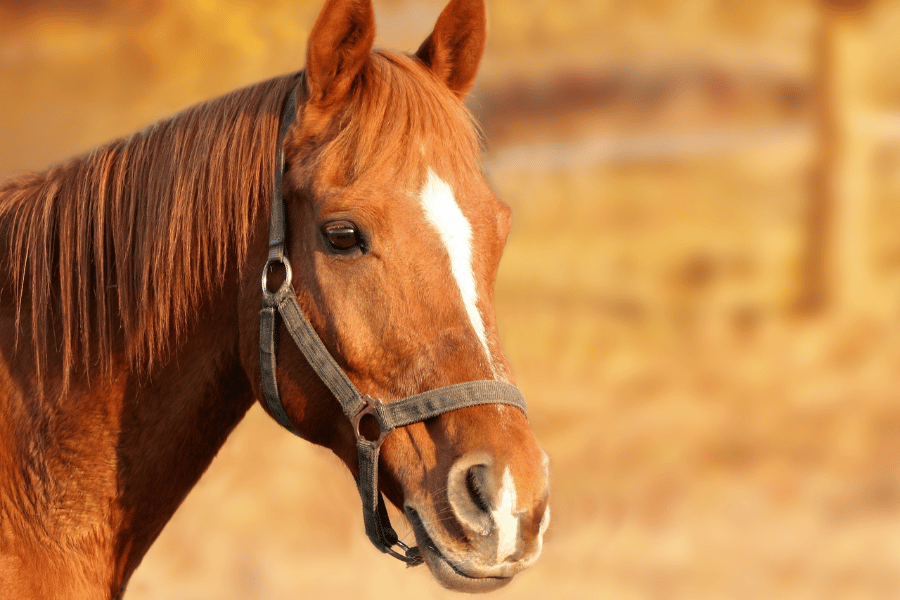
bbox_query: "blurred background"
[3,0,900,598]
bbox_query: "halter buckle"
[351,395,392,449]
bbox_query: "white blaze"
[492,467,519,561]
[419,168,496,375]
[535,505,550,556]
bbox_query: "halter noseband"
[258,89,527,564]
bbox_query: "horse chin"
[420,545,513,593]
[405,507,514,594]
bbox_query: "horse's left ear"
[415,0,486,98]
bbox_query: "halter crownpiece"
[258,88,527,564]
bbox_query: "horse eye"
[323,222,361,252]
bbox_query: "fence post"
[801,0,874,314]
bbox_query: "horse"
[0,0,550,597]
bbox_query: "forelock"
[319,50,483,186]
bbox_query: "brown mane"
[0,73,298,387]
[301,51,482,186]
[0,50,482,392]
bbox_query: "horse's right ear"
[415,0,486,98]
[305,0,375,107]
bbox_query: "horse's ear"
[415,0,486,98]
[306,0,375,107]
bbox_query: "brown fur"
[416,0,487,97]
[0,1,548,597]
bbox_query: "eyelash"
[322,221,366,253]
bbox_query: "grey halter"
[259,88,527,564]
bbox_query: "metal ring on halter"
[261,255,293,297]
[385,539,423,565]
[351,395,393,449]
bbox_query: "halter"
[259,88,527,564]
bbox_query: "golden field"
[3,1,900,598]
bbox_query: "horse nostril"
[447,455,494,537]
[465,465,491,514]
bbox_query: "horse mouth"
[404,506,513,593]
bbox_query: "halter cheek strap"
[259,88,527,564]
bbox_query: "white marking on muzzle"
[492,467,519,561]
[537,505,550,543]
[419,169,498,377]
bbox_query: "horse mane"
[0,73,299,388]
[0,49,481,393]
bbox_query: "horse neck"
[108,285,257,587]
[0,157,261,598]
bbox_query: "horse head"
[238,0,549,592]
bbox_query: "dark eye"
[323,221,363,252]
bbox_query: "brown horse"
[0,0,549,597]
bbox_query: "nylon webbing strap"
[353,383,526,555]
[259,87,303,436]
[376,381,525,430]
[259,306,298,435]
[357,441,400,549]
[265,285,366,419]
[258,87,528,565]
[266,87,296,261]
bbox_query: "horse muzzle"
[404,451,551,593]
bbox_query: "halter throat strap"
[259,88,527,565]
